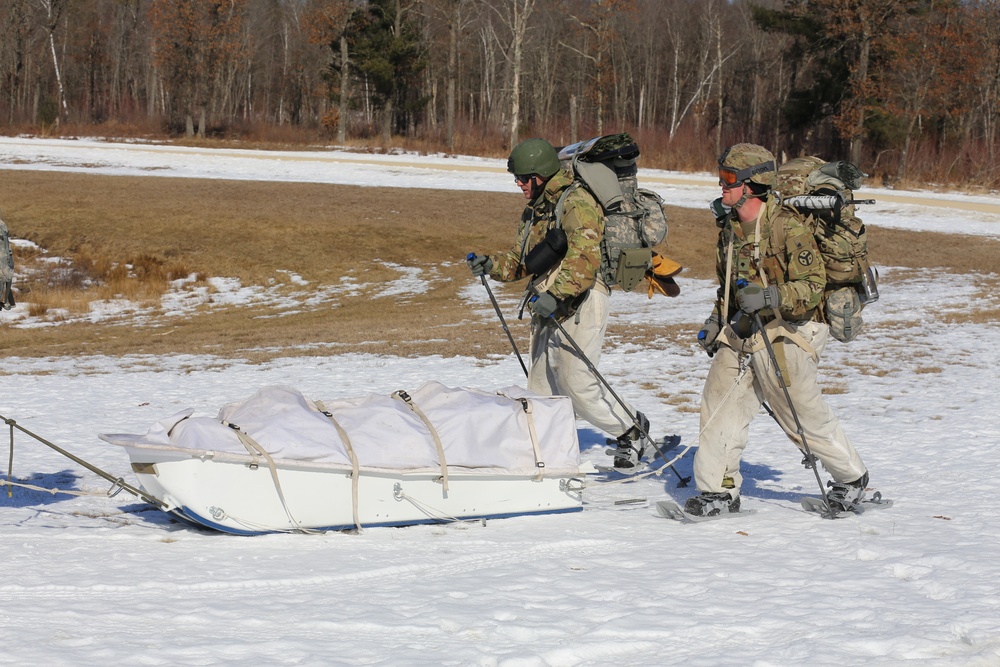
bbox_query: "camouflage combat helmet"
[508,138,561,180]
[718,143,777,188]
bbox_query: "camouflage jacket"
[710,196,825,323]
[488,170,603,300]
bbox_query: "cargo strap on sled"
[223,420,316,534]
[315,401,363,532]
[499,394,546,481]
[392,390,450,493]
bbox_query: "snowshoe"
[656,496,755,523]
[800,489,893,517]
[683,491,741,517]
[826,471,869,512]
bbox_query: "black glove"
[697,314,722,356]
[467,254,493,278]
[737,284,780,313]
[528,292,559,318]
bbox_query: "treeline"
[2,0,998,187]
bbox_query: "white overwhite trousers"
[694,320,866,496]
[527,289,634,438]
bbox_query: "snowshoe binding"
[683,492,741,517]
[800,472,893,516]
[826,471,869,512]
[605,411,649,470]
[656,492,754,523]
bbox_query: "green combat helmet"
[508,138,561,179]
[717,143,777,189]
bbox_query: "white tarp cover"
[108,383,581,474]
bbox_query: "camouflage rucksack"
[773,157,878,342]
[557,133,669,292]
[0,213,15,310]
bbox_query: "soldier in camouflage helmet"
[685,143,870,517]
[467,138,649,469]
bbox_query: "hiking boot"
[608,411,649,469]
[684,492,740,517]
[826,471,869,512]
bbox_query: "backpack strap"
[553,180,579,229]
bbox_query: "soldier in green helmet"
[686,143,870,517]
[467,138,649,469]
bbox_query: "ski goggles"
[717,161,775,187]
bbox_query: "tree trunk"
[43,1,67,126]
[446,3,458,152]
[507,0,536,151]
[338,35,349,144]
[850,31,872,166]
[570,94,578,143]
[382,97,393,144]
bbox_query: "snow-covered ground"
[1,138,999,666]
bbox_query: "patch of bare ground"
[2,169,998,363]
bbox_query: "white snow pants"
[528,288,634,438]
[694,320,866,496]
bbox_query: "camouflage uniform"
[694,197,867,498]
[486,169,636,438]
[490,170,602,298]
[707,196,826,326]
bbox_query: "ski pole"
[541,309,691,487]
[743,301,834,517]
[468,253,528,378]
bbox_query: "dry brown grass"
[2,169,999,362]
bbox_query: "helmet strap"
[732,183,766,211]
[529,176,545,201]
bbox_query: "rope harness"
[2,412,165,508]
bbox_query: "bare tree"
[37,0,69,124]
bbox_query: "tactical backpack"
[0,213,15,310]
[773,157,878,342]
[556,133,671,293]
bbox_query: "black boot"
[608,411,649,469]
[684,492,740,517]
[826,471,869,512]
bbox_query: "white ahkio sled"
[100,382,587,535]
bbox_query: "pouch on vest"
[824,286,864,343]
[616,247,652,292]
[523,226,568,276]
